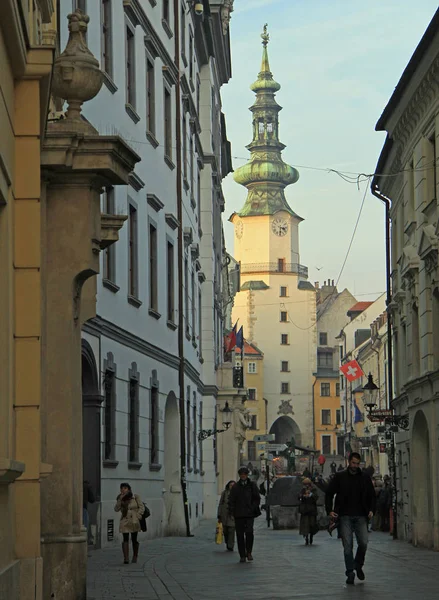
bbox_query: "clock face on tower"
[272,217,288,237]
[236,219,244,239]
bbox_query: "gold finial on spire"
[261,23,269,47]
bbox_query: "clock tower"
[231,26,316,451]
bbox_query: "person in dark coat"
[298,478,318,545]
[325,452,376,585]
[377,476,392,532]
[217,480,236,551]
[83,480,95,544]
[228,466,261,563]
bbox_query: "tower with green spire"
[233,24,300,217]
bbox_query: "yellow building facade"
[313,377,342,457]
[0,2,56,597]
[238,342,265,463]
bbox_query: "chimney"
[315,281,320,289]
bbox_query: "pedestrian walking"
[228,466,261,563]
[377,476,392,532]
[114,482,145,564]
[325,452,376,585]
[217,480,236,551]
[298,478,318,545]
[83,480,95,544]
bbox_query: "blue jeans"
[339,516,368,575]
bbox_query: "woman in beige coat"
[114,482,144,564]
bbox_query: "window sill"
[146,130,159,148]
[128,461,142,470]
[103,71,118,94]
[148,0,157,5]
[149,308,161,320]
[149,463,162,472]
[187,467,193,473]
[167,320,178,331]
[181,52,188,68]
[103,459,119,468]
[125,103,141,124]
[183,177,190,192]
[190,194,196,209]
[192,337,197,348]
[164,154,176,170]
[162,19,173,39]
[194,468,199,474]
[128,295,142,308]
[186,330,191,341]
[103,278,120,293]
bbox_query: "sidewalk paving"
[87,518,439,599]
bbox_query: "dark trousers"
[122,532,138,544]
[340,516,368,575]
[224,525,235,550]
[235,517,254,558]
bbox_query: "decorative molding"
[102,278,120,294]
[198,271,206,283]
[125,103,141,124]
[165,213,179,230]
[102,459,119,468]
[220,0,234,35]
[100,214,128,249]
[144,34,160,58]
[183,227,193,247]
[164,155,176,170]
[147,193,164,212]
[128,295,142,308]
[190,243,200,260]
[195,259,201,272]
[278,399,294,416]
[102,71,118,94]
[148,308,161,320]
[128,172,145,191]
[161,19,173,39]
[146,130,159,148]
[167,320,178,331]
[150,463,162,472]
[128,462,142,470]
[162,65,177,86]
[0,458,25,484]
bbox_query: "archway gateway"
[411,410,433,548]
[269,415,302,446]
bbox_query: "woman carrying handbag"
[114,482,145,564]
[298,478,319,545]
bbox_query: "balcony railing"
[240,262,308,277]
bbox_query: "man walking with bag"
[325,452,376,585]
[228,466,261,563]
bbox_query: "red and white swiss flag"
[340,359,364,382]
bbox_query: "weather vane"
[261,23,269,47]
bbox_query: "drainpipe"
[312,378,317,450]
[174,0,191,537]
[371,183,398,540]
[370,185,393,409]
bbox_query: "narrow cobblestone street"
[87,519,439,599]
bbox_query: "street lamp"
[198,401,233,441]
[363,373,379,415]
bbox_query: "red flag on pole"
[340,359,364,382]
[224,323,237,353]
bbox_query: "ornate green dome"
[233,25,300,217]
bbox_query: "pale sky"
[221,0,438,301]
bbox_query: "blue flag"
[354,400,363,423]
[236,326,244,350]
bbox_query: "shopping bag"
[215,521,223,544]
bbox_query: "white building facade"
[60,0,235,547]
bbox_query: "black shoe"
[346,572,355,585]
[239,557,246,563]
[356,566,365,581]
[227,547,234,551]
[247,553,253,561]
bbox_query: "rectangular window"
[322,435,331,455]
[128,204,138,298]
[185,256,189,335]
[190,134,194,198]
[197,169,201,225]
[189,29,194,83]
[182,115,188,180]
[319,332,328,346]
[128,377,139,463]
[146,56,155,134]
[248,441,256,462]
[164,87,172,159]
[196,77,200,114]
[281,382,290,394]
[321,383,331,397]
[278,258,285,272]
[104,370,115,460]
[181,2,186,58]
[163,0,169,22]
[281,333,289,345]
[321,409,331,425]
[126,25,135,107]
[198,289,202,355]
[281,361,289,372]
[318,352,333,368]
[191,270,196,337]
[336,409,341,424]
[167,241,174,322]
[103,187,115,282]
[249,415,257,430]
[247,388,256,400]
[186,391,191,469]
[149,223,158,311]
[101,0,112,77]
[280,286,287,297]
[248,362,257,374]
[280,311,288,323]
[199,402,203,472]
[336,383,340,397]
[150,384,159,465]
[193,396,197,471]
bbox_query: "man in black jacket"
[228,466,261,563]
[325,452,376,585]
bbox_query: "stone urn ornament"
[51,9,103,133]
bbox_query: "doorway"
[411,409,433,547]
